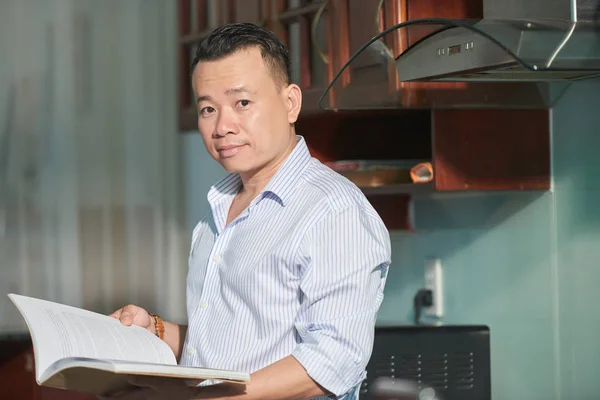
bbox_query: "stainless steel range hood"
[319,0,600,110]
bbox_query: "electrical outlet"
[424,258,443,317]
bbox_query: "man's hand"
[109,305,155,335]
[108,305,188,361]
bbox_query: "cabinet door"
[337,0,483,106]
[178,0,284,130]
[274,0,336,114]
[347,0,387,56]
[405,0,482,44]
[232,0,270,24]
[346,0,483,56]
[333,0,405,100]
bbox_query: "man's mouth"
[217,144,245,158]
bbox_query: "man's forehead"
[194,50,268,81]
[193,55,280,97]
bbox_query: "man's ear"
[285,84,302,124]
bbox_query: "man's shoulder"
[190,210,215,242]
[300,158,371,213]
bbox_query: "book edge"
[41,357,250,384]
[7,293,43,385]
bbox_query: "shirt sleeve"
[291,200,391,398]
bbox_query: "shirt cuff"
[292,342,366,398]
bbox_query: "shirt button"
[187,347,196,356]
[213,254,221,263]
[200,301,208,309]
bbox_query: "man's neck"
[238,136,296,200]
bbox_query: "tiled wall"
[183,79,600,399]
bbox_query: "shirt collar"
[207,172,242,207]
[261,135,312,207]
[207,135,312,208]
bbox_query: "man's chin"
[219,160,251,175]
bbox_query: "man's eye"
[200,106,215,116]
[238,100,251,108]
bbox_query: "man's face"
[192,46,300,176]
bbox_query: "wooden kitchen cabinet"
[296,107,550,230]
[177,0,483,127]
[271,1,335,114]
[178,0,275,130]
[296,108,433,231]
[176,0,552,231]
[332,0,484,103]
[177,0,336,129]
[230,0,269,24]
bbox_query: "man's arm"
[194,202,390,400]
[162,321,188,361]
[195,355,328,400]
[285,201,390,398]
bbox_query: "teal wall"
[553,80,600,400]
[378,80,600,400]
[183,79,600,400]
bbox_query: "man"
[108,23,391,400]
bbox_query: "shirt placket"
[187,204,257,362]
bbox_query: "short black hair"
[191,23,291,88]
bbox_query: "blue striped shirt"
[181,135,391,399]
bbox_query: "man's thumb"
[120,311,134,326]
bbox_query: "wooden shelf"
[360,182,433,196]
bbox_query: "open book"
[8,293,250,396]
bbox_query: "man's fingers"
[108,309,122,320]
[108,305,150,329]
[113,305,138,326]
[120,311,134,326]
[107,308,132,326]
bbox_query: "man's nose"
[215,108,239,137]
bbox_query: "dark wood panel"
[407,0,483,19]
[406,0,484,48]
[367,195,413,231]
[347,0,382,55]
[297,110,431,162]
[0,339,112,400]
[0,347,37,400]
[432,109,550,191]
[233,0,263,23]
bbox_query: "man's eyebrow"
[225,86,255,96]
[196,87,255,105]
[196,95,211,104]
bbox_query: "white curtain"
[0,0,188,333]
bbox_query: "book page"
[8,294,176,382]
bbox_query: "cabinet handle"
[311,0,330,65]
